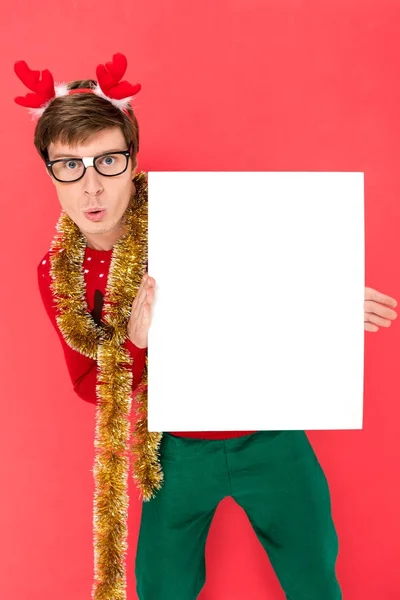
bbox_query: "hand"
[127,273,156,348]
[364,287,397,332]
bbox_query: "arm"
[37,257,146,404]
[69,337,147,404]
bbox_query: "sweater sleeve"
[37,255,147,404]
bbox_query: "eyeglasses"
[45,144,132,183]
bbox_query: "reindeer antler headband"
[14,52,141,120]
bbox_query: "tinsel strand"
[49,172,163,600]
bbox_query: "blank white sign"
[147,172,364,432]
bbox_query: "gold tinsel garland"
[49,172,163,600]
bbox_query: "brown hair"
[33,79,140,160]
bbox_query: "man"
[16,54,397,600]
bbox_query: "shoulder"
[37,250,51,277]
[37,250,53,301]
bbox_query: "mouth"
[84,209,106,222]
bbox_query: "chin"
[82,222,117,235]
[68,207,127,237]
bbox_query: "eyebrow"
[50,148,127,160]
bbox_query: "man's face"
[47,127,137,242]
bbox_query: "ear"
[131,154,138,178]
[45,166,54,182]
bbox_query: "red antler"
[14,60,55,108]
[96,53,141,100]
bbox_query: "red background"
[1,1,400,598]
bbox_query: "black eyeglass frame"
[45,143,133,183]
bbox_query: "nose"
[83,165,103,196]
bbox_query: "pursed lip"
[84,208,105,214]
[83,208,107,222]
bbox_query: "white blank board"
[147,172,365,432]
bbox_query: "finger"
[364,322,379,332]
[365,313,392,328]
[146,287,155,305]
[142,302,152,326]
[135,279,155,319]
[134,287,154,328]
[364,287,397,308]
[131,273,149,313]
[133,303,151,345]
[145,274,155,285]
[144,277,156,294]
[133,273,148,303]
[364,300,397,320]
[130,306,150,348]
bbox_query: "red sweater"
[38,245,255,440]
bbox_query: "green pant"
[135,430,341,599]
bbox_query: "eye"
[101,156,116,166]
[63,160,79,170]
